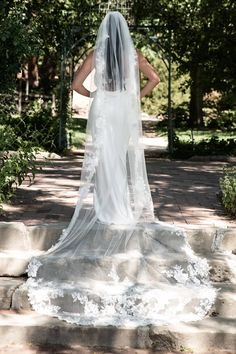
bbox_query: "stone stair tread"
[0,222,67,252]
[0,248,234,279]
[0,222,236,255]
[0,250,44,276]
[0,310,234,330]
[0,277,26,310]
[0,311,235,352]
[0,222,235,352]
[0,250,44,257]
[1,348,225,354]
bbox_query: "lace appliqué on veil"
[26,258,42,277]
[27,278,63,315]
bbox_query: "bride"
[26,11,217,327]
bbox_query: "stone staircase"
[0,222,235,353]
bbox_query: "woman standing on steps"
[26,11,217,327]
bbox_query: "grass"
[158,128,236,142]
[68,117,87,148]
[68,118,236,154]
[156,127,236,158]
[176,129,236,142]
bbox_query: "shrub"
[0,125,19,151]
[219,166,236,216]
[171,104,189,129]
[0,98,50,208]
[3,98,59,152]
[0,144,38,207]
[204,109,236,130]
[172,133,236,159]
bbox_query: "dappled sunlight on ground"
[0,152,234,229]
[146,158,234,228]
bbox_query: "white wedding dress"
[26,11,217,327]
[92,90,135,224]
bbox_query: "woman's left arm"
[137,50,160,98]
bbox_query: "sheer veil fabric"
[26,11,217,327]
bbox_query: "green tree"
[133,0,236,127]
[0,0,40,93]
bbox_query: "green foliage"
[0,1,40,92]
[174,129,236,142]
[140,46,190,116]
[0,125,19,151]
[134,0,236,87]
[219,166,236,216]
[0,98,57,208]
[2,99,59,152]
[203,90,236,130]
[172,104,190,128]
[134,0,236,126]
[68,118,87,149]
[1,0,236,151]
[172,133,236,159]
[204,109,236,130]
[0,146,37,207]
[0,96,59,208]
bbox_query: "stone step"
[0,311,235,353]
[2,345,222,354]
[186,227,236,254]
[0,247,235,280]
[0,250,44,276]
[0,348,233,354]
[0,222,235,254]
[0,277,25,310]
[0,222,67,252]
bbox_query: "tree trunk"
[28,56,39,89]
[189,64,204,128]
[39,53,57,96]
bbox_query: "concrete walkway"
[0,148,235,229]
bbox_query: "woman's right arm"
[72,51,94,97]
[137,50,160,98]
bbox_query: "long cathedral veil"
[26,12,217,327]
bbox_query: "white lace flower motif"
[26,257,42,277]
[165,265,189,285]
